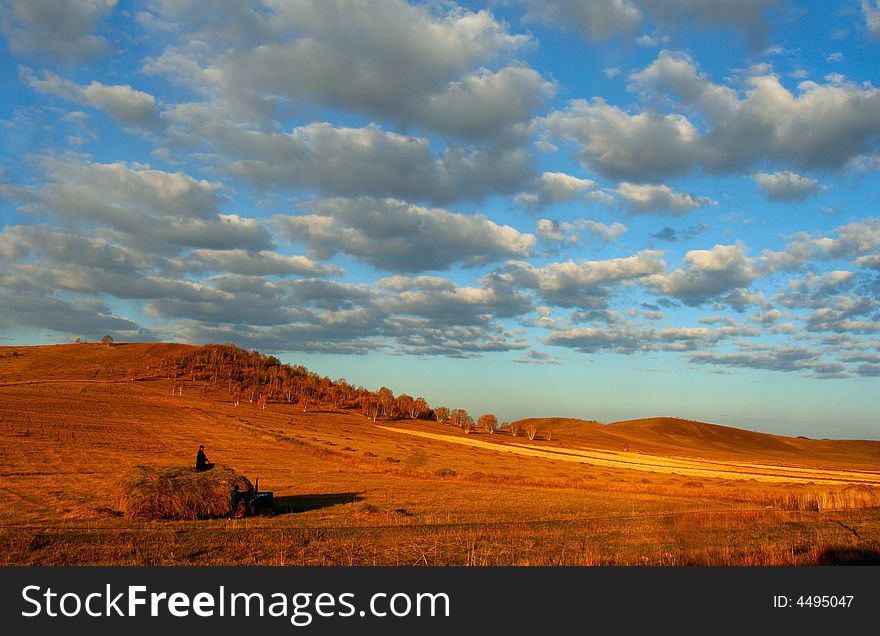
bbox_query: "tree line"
[154,344,504,431]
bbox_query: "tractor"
[231,477,275,518]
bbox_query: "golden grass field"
[1,343,879,565]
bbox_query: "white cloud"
[273,197,535,273]
[542,97,703,181]
[24,158,271,253]
[689,345,847,377]
[616,182,716,214]
[203,122,534,205]
[22,68,161,127]
[153,0,545,140]
[378,275,534,325]
[515,171,596,210]
[546,323,758,354]
[519,0,779,44]
[544,50,880,180]
[171,249,344,278]
[761,218,880,271]
[863,1,880,37]
[646,242,761,306]
[1,0,117,61]
[536,219,627,244]
[523,0,642,41]
[499,250,666,308]
[640,0,780,47]
[752,171,826,202]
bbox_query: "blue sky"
[1,1,879,439]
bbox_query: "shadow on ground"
[814,547,880,565]
[273,492,364,515]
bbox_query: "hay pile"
[113,465,253,520]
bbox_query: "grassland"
[1,343,879,565]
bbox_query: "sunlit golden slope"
[511,415,880,469]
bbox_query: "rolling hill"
[511,415,880,469]
[1,342,879,566]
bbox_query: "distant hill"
[4,343,878,471]
[511,416,880,469]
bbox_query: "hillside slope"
[511,416,880,469]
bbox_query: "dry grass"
[2,343,880,566]
[112,465,252,520]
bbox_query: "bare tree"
[477,413,498,434]
[450,408,473,431]
[524,422,538,441]
[434,406,450,424]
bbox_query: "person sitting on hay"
[195,444,214,471]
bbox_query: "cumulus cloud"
[498,250,666,308]
[150,274,532,357]
[206,122,534,205]
[523,0,642,41]
[639,0,780,47]
[646,242,760,306]
[854,254,880,269]
[24,158,272,254]
[546,323,758,354]
[752,171,826,202]
[171,316,387,356]
[863,1,880,37]
[788,271,855,295]
[536,219,627,245]
[542,97,703,181]
[1,224,146,273]
[21,68,161,127]
[273,197,535,273]
[519,0,779,44]
[170,249,343,278]
[689,345,847,378]
[515,171,596,211]
[146,0,548,140]
[616,182,715,214]
[0,288,143,339]
[543,50,880,180]
[387,317,529,357]
[1,0,117,62]
[761,218,880,272]
[378,275,533,325]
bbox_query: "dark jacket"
[196,449,209,470]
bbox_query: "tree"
[101,334,113,345]
[450,408,473,431]
[377,387,395,418]
[413,397,429,420]
[395,394,414,419]
[524,422,538,441]
[434,406,450,424]
[477,413,498,434]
